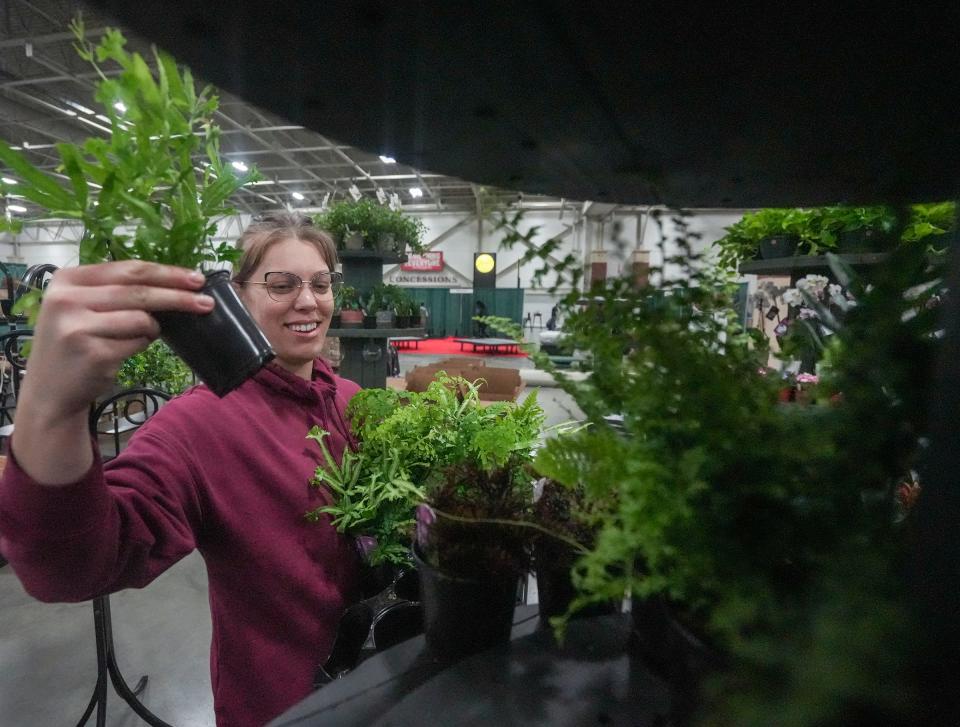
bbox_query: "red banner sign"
[401,251,444,271]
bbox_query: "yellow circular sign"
[475,253,495,274]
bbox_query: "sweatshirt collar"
[252,358,337,403]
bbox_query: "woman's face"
[238,237,334,379]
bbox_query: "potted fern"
[306,374,566,663]
[0,21,269,396]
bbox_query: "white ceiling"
[0,0,564,219]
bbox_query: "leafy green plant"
[0,19,257,269]
[335,285,363,311]
[313,199,426,253]
[506,207,941,724]
[304,374,551,566]
[115,339,193,394]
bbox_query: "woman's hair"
[232,211,338,283]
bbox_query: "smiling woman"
[232,212,342,380]
[0,210,365,727]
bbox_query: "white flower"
[783,288,804,307]
[798,274,829,296]
[798,307,819,320]
[828,284,843,298]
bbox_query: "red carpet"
[390,336,529,358]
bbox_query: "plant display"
[0,21,256,282]
[313,199,426,254]
[714,202,955,268]
[499,208,946,724]
[115,340,193,394]
[304,374,550,567]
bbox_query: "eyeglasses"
[243,271,342,302]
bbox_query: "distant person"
[419,302,430,337]
[546,304,560,331]
[474,299,488,337]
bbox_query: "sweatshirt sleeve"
[0,430,203,603]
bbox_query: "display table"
[270,607,673,726]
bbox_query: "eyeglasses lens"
[264,272,341,300]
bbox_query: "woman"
[0,212,361,727]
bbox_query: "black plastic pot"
[412,546,518,664]
[330,313,341,329]
[837,227,888,252]
[759,235,800,259]
[153,270,274,397]
[534,541,618,626]
[363,314,377,329]
[630,595,725,722]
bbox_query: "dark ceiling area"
[84,1,960,208]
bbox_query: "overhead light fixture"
[348,184,362,202]
[379,155,396,164]
[64,99,95,115]
[375,187,387,204]
[95,114,111,124]
[231,161,249,172]
[292,191,305,201]
[114,101,127,113]
[409,187,423,198]
[7,204,27,213]
[59,108,78,117]
[2,178,16,185]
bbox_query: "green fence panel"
[404,288,525,338]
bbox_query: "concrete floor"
[0,352,584,726]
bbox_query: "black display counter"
[270,607,673,726]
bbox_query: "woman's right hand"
[10,261,215,485]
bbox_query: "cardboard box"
[405,363,522,402]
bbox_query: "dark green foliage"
[305,375,547,567]
[499,207,946,724]
[313,199,426,253]
[115,340,192,394]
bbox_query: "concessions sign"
[401,251,444,272]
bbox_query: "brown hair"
[232,211,338,284]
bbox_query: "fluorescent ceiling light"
[409,187,423,198]
[95,114,111,124]
[2,178,16,185]
[292,191,305,201]
[60,108,78,116]
[379,155,396,164]
[114,101,127,113]
[231,161,248,172]
[64,99,95,115]
[7,204,27,213]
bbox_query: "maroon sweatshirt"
[0,359,362,727]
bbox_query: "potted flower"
[115,340,193,395]
[0,21,268,397]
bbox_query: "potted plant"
[362,286,394,328]
[336,285,364,327]
[306,375,570,662]
[314,199,427,255]
[513,208,942,725]
[0,21,268,397]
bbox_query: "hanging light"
[291,191,305,201]
[409,187,423,198]
[379,155,396,164]
[7,204,27,213]
[231,161,249,172]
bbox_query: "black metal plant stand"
[75,595,172,727]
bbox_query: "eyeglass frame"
[238,270,343,302]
